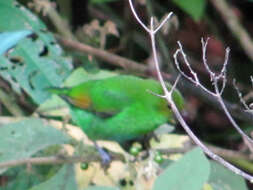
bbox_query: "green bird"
[48,75,184,162]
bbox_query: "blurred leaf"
[30,164,77,190]
[0,166,42,190]
[153,148,210,190]
[0,30,32,55]
[64,67,117,87]
[203,183,213,190]
[207,161,248,190]
[0,118,69,164]
[37,95,69,117]
[0,0,72,104]
[172,0,206,21]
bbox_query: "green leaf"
[172,0,206,21]
[0,0,72,104]
[0,30,32,55]
[0,118,69,164]
[207,161,248,190]
[29,164,78,190]
[153,147,210,190]
[0,166,41,190]
[64,67,117,87]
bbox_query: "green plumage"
[48,75,184,143]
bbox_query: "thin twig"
[57,37,149,74]
[233,79,253,113]
[158,145,253,161]
[128,0,253,181]
[174,38,253,149]
[0,153,124,169]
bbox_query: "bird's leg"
[142,132,160,150]
[93,141,111,166]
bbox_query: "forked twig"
[128,0,253,181]
[174,38,253,150]
[233,79,253,113]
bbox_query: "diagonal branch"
[174,38,253,150]
[128,0,253,181]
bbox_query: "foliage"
[29,164,77,190]
[153,148,210,190]
[0,118,69,174]
[0,0,252,189]
[207,161,248,190]
[0,0,72,104]
[172,0,207,21]
[0,30,32,55]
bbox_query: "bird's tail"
[46,87,70,96]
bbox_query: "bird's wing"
[88,87,133,114]
[101,103,169,142]
[69,103,169,142]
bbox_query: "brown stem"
[158,145,252,161]
[0,153,124,169]
[57,37,149,73]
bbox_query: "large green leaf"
[153,148,210,190]
[30,164,77,190]
[207,161,248,190]
[0,0,72,104]
[0,30,32,55]
[0,166,42,190]
[0,118,69,164]
[172,0,206,21]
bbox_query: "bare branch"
[175,38,253,148]
[159,145,253,161]
[146,89,166,98]
[174,41,216,96]
[128,0,150,33]
[201,38,215,81]
[0,153,124,169]
[57,36,148,73]
[169,99,253,181]
[233,79,251,111]
[128,0,253,181]
[154,12,173,34]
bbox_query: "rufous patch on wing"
[69,95,91,109]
